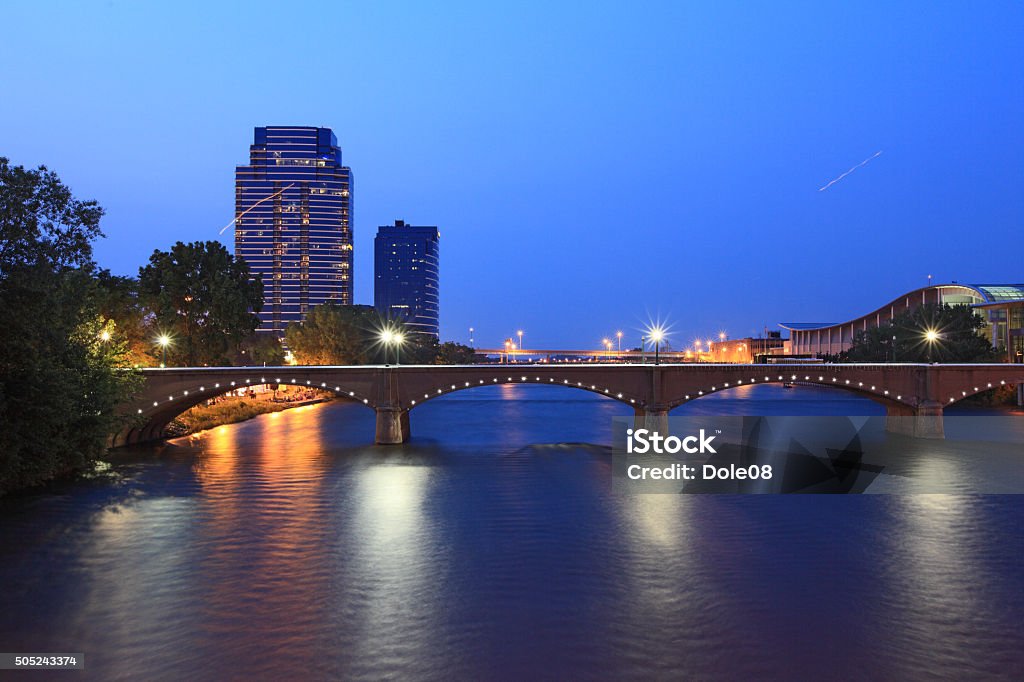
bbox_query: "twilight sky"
[2,1,1022,348]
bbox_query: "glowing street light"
[649,326,665,365]
[924,328,940,362]
[719,331,727,342]
[379,328,406,365]
[393,332,405,365]
[156,333,172,367]
[517,330,524,350]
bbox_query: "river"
[0,384,1022,679]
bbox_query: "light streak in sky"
[218,183,295,234]
[818,151,882,192]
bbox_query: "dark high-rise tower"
[374,220,440,338]
[235,126,353,334]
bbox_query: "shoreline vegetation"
[166,386,334,437]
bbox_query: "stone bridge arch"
[397,369,643,410]
[384,366,650,443]
[114,367,380,446]
[930,365,1024,409]
[660,366,916,412]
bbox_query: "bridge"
[113,363,1024,446]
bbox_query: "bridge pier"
[375,407,410,445]
[634,406,670,434]
[885,401,945,439]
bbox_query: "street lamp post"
[380,329,405,365]
[616,331,623,355]
[650,328,665,366]
[517,330,524,351]
[924,329,939,363]
[156,334,171,367]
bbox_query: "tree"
[436,341,478,365]
[841,303,997,363]
[138,241,263,366]
[93,269,154,366]
[285,304,382,365]
[286,303,481,366]
[0,158,139,495]
[400,334,440,365]
[227,333,286,366]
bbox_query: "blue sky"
[2,1,1022,348]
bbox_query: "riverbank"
[166,389,334,436]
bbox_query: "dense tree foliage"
[839,303,998,363]
[0,158,140,494]
[227,333,286,366]
[436,341,478,365]
[93,269,154,366]
[138,241,263,366]
[285,304,382,365]
[285,304,479,365]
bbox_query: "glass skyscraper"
[234,126,353,334]
[374,220,440,338]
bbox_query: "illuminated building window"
[235,126,353,332]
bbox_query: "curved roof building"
[780,284,1024,360]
